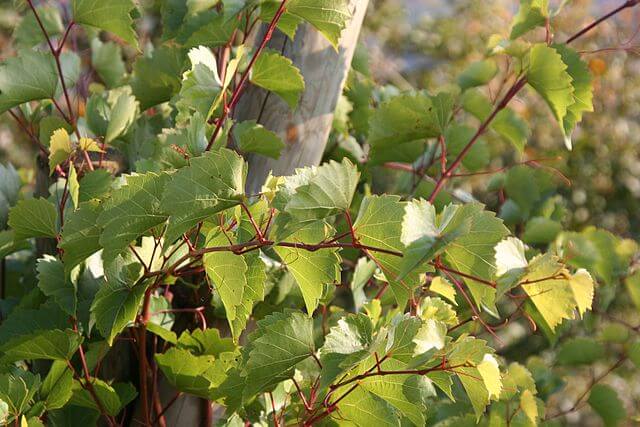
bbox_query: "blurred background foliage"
[353,0,640,238]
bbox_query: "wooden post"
[236,0,370,193]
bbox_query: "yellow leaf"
[48,128,72,173]
[430,276,458,306]
[477,354,502,400]
[520,389,538,423]
[569,268,595,318]
[78,137,103,152]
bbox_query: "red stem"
[206,0,289,150]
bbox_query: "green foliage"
[0,1,637,426]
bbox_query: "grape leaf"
[0,329,81,363]
[242,311,314,398]
[287,0,352,49]
[40,361,74,410]
[0,50,58,114]
[91,39,126,88]
[510,0,549,39]
[36,255,77,316]
[203,227,248,324]
[233,120,285,159]
[90,255,146,345]
[72,0,138,48]
[176,45,223,122]
[60,200,103,273]
[131,46,186,110]
[98,172,170,263]
[353,195,421,307]
[526,44,575,146]
[274,221,340,314]
[553,44,594,149]
[48,129,72,172]
[161,149,246,243]
[250,51,305,109]
[368,93,440,156]
[399,199,470,279]
[8,198,58,241]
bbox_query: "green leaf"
[0,304,69,351]
[588,384,625,427]
[69,379,137,416]
[0,50,58,114]
[556,337,604,365]
[161,149,246,243]
[1,329,81,363]
[441,203,509,315]
[274,221,340,314]
[203,227,248,325]
[131,46,186,110]
[90,255,146,345]
[0,230,30,259]
[233,120,285,159]
[319,313,376,388]
[287,0,352,49]
[98,172,169,263]
[40,361,73,410]
[250,51,305,109]
[510,0,549,39]
[229,251,266,341]
[36,255,77,316]
[91,39,126,88]
[330,386,398,426]
[8,198,58,241]
[79,170,112,203]
[105,89,139,144]
[60,200,103,273]
[67,164,80,210]
[553,44,594,149]
[156,347,234,398]
[494,237,528,277]
[14,5,63,48]
[399,199,470,279]
[413,318,447,355]
[243,311,314,397]
[353,195,420,307]
[176,45,222,121]
[359,359,433,426]
[276,158,359,223]
[526,44,575,145]
[0,371,41,418]
[72,0,138,47]
[458,59,498,91]
[522,216,562,244]
[368,93,440,157]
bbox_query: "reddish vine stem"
[206,0,289,150]
[427,0,639,202]
[70,321,117,427]
[26,0,79,138]
[566,0,639,44]
[428,76,528,202]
